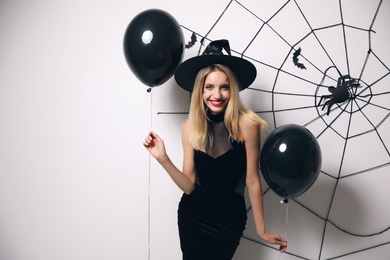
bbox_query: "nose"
[213,88,222,99]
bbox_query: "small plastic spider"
[317,74,360,115]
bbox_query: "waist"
[184,185,245,205]
[179,188,247,221]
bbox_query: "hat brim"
[174,54,256,92]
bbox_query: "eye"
[204,84,213,90]
[221,84,230,90]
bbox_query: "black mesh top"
[194,112,247,198]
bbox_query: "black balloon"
[260,124,322,200]
[123,9,185,87]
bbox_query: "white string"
[147,87,154,260]
[148,146,151,260]
[284,202,289,242]
[278,200,289,260]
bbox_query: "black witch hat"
[174,39,257,92]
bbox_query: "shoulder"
[239,117,261,158]
[239,116,258,129]
[182,120,190,134]
[239,117,260,141]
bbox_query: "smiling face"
[202,69,231,115]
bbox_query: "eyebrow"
[203,82,230,86]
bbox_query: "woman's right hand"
[259,231,287,253]
[143,131,167,162]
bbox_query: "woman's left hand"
[259,231,287,253]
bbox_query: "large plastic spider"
[317,74,361,115]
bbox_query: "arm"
[240,118,287,253]
[143,121,196,194]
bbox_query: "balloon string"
[285,202,289,242]
[278,200,289,260]
[149,87,154,129]
[147,87,154,260]
[148,144,151,260]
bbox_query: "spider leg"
[318,95,331,107]
[322,99,331,111]
[318,97,324,106]
[326,102,334,116]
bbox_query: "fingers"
[275,235,287,253]
[265,233,287,253]
[150,131,161,141]
[279,244,287,253]
[143,131,161,147]
[143,131,155,147]
[275,235,287,244]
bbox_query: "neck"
[207,110,225,123]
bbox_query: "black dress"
[178,113,247,260]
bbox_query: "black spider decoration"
[317,74,361,115]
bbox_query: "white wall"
[1,1,389,260]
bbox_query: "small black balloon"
[260,124,322,199]
[123,9,185,87]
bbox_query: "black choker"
[207,111,225,123]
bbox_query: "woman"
[144,39,287,259]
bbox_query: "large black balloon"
[123,9,185,87]
[260,124,322,200]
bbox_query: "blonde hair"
[188,64,268,152]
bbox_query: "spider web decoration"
[157,0,390,259]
